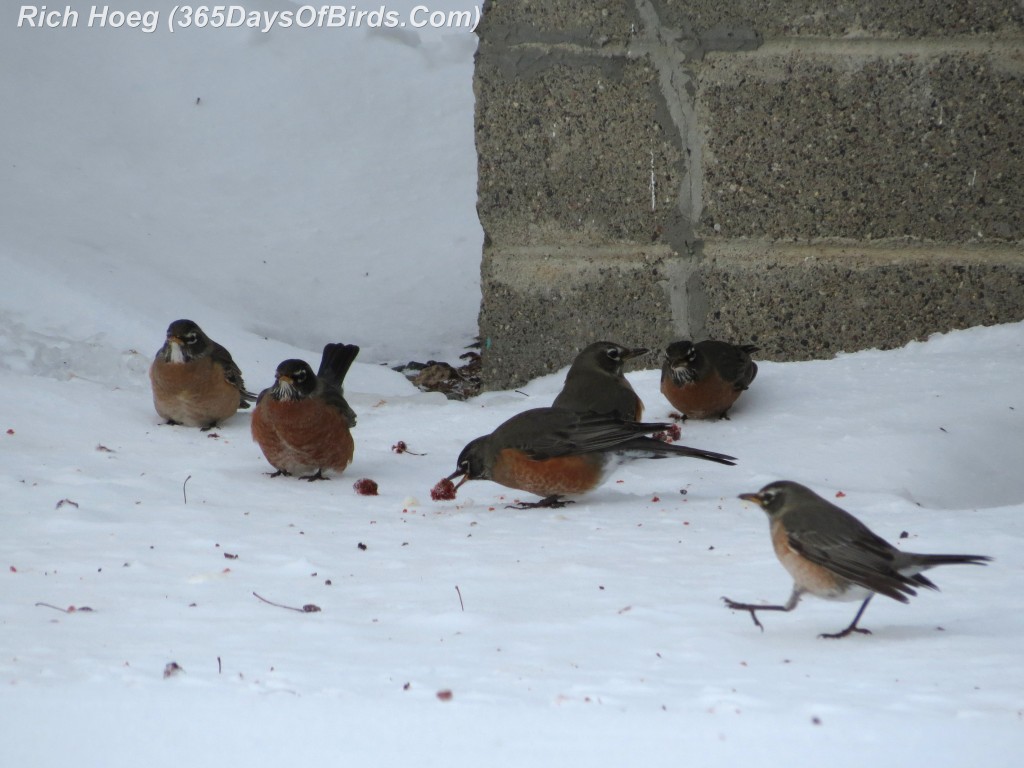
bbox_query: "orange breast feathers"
[770,520,847,599]
[661,370,739,419]
[150,356,240,426]
[252,397,354,476]
[489,449,607,497]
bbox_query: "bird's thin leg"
[722,587,803,632]
[505,495,574,510]
[819,595,874,640]
[300,469,329,482]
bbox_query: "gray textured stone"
[479,0,638,47]
[653,0,1024,39]
[475,50,687,247]
[697,48,1024,243]
[471,0,1024,390]
[700,241,1024,360]
[478,245,684,389]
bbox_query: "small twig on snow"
[252,591,321,613]
[35,602,93,613]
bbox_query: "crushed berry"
[431,477,457,501]
[353,478,379,496]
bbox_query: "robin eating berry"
[447,407,736,508]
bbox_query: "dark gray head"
[161,319,212,362]
[738,480,814,518]
[271,359,317,401]
[570,341,648,377]
[448,435,491,485]
[663,340,702,384]
[664,340,700,366]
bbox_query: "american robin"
[250,343,359,481]
[551,341,648,420]
[723,481,991,638]
[447,407,736,508]
[149,319,255,430]
[660,340,758,420]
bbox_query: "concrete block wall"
[474,0,1024,389]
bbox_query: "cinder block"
[653,0,1024,39]
[699,241,1024,360]
[472,0,1024,388]
[697,48,1024,242]
[479,0,638,47]
[475,50,687,247]
[478,245,686,389]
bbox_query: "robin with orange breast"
[149,319,255,430]
[446,407,736,508]
[552,341,648,420]
[250,343,359,481]
[723,481,991,638]
[660,340,758,420]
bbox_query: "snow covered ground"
[2,2,1023,766]
[1,0,482,364]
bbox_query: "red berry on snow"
[353,478,379,496]
[431,477,457,501]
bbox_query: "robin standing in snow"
[660,340,758,420]
[723,480,991,638]
[251,343,359,481]
[551,341,648,420]
[447,407,735,508]
[149,319,255,430]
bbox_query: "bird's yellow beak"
[738,491,765,506]
[446,469,469,490]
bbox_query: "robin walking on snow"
[552,341,648,421]
[149,319,255,430]
[723,480,990,638]
[251,343,359,481]
[660,340,758,420]
[446,407,736,508]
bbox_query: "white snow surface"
[2,3,1024,766]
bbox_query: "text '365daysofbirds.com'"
[15,4,482,34]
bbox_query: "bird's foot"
[505,496,573,510]
[819,626,872,640]
[722,597,768,632]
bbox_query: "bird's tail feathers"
[318,343,360,386]
[617,437,737,466]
